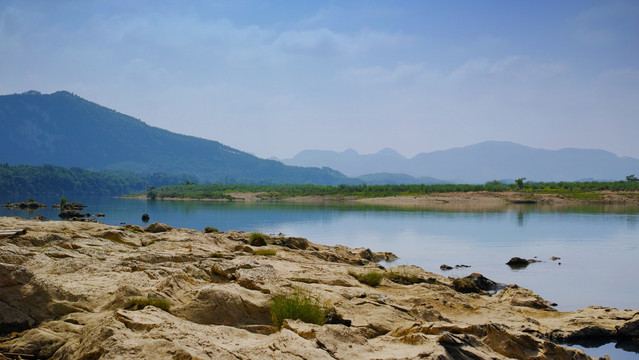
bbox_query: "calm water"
[2,195,638,359]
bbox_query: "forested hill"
[0,91,356,185]
[0,163,194,199]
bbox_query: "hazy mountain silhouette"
[0,91,355,185]
[281,141,639,183]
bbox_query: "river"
[2,195,638,358]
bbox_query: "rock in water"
[141,213,150,222]
[506,257,540,269]
[58,210,84,219]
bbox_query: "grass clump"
[248,232,270,246]
[128,296,171,312]
[204,226,219,233]
[348,270,384,287]
[270,289,331,330]
[254,249,277,256]
[386,269,423,285]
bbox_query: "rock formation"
[0,217,636,359]
[2,201,46,210]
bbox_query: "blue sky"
[1,0,638,159]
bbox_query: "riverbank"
[0,217,636,359]
[353,190,639,209]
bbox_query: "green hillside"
[0,163,194,199]
[0,91,356,185]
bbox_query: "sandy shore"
[352,191,639,210]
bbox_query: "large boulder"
[144,223,173,233]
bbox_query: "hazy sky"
[2,1,638,159]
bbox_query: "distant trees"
[515,178,527,190]
[0,164,196,199]
[146,186,158,200]
[627,174,638,183]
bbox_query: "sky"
[1,0,638,159]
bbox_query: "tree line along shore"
[142,180,639,204]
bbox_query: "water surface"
[2,196,638,359]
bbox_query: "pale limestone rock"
[496,284,557,310]
[0,217,636,360]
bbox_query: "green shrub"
[254,249,277,256]
[128,296,171,312]
[204,226,219,233]
[270,289,331,329]
[249,232,269,246]
[349,270,384,287]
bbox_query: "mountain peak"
[376,148,404,158]
[51,90,80,98]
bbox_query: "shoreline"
[0,217,637,359]
[123,190,639,210]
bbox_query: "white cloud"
[274,28,409,57]
[449,56,568,82]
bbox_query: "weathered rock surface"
[0,217,636,359]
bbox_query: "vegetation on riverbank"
[0,163,195,199]
[142,179,639,201]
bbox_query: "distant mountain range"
[0,91,355,185]
[3,90,637,186]
[280,142,639,183]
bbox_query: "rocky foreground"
[0,217,637,359]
